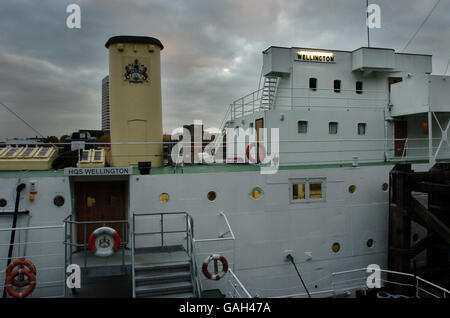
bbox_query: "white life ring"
[202,254,229,280]
[88,226,121,257]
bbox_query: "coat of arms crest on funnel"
[124,59,149,83]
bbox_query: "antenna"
[401,0,440,52]
[366,0,370,47]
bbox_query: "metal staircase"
[131,213,202,298]
[134,261,195,298]
[260,76,279,109]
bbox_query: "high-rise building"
[101,75,110,131]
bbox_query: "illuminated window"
[251,187,263,200]
[207,191,216,201]
[334,80,341,93]
[356,81,363,94]
[290,178,325,203]
[292,183,306,200]
[381,183,388,192]
[332,242,341,253]
[329,122,338,134]
[309,183,323,199]
[358,123,366,135]
[309,78,317,91]
[159,193,169,204]
[298,121,308,134]
[348,185,356,194]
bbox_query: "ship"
[0,36,449,298]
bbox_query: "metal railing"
[63,215,129,269]
[227,269,252,298]
[3,136,448,168]
[132,212,202,297]
[229,86,387,120]
[331,268,450,298]
[0,224,65,298]
[191,211,252,298]
[187,214,202,297]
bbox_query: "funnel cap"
[105,36,164,50]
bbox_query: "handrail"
[194,211,235,243]
[63,215,129,269]
[227,269,252,298]
[332,267,450,298]
[187,215,202,297]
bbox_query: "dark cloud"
[0,0,448,139]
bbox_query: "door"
[394,121,407,157]
[75,181,127,249]
[255,118,264,163]
[388,77,403,104]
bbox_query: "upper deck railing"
[229,86,388,120]
[0,137,449,169]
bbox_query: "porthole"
[331,242,341,253]
[159,193,169,204]
[348,185,356,194]
[207,191,216,201]
[53,195,65,207]
[412,233,419,242]
[366,239,374,248]
[0,199,6,207]
[381,183,388,192]
[251,187,263,200]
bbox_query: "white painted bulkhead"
[130,164,398,297]
[0,176,71,297]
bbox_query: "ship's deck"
[0,160,431,179]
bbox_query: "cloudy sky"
[0,0,449,140]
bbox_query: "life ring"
[87,226,121,257]
[202,254,229,280]
[5,259,37,287]
[246,142,266,163]
[5,268,36,298]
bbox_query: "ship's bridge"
[223,45,449,167]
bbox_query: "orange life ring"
[5,268,36,298]
[202,254,229,280]
[5,259,37,287]
[246,142,266,163]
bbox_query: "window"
[298,121,308,134]
[159,193,169,203]
[358,123,366,135]
[290,178,325,203]
[329,122,338,134]
[356,81,363,94]
[309,78,317,91]
[251,187,263,200]
[334,80,341,93]
[207,191,216,201]
[292,183,306,200]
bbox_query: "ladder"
[260,76,279,109]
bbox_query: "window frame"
[356,81,363,94]
[289,178,326,203]
[297,120,308,134]
[309,78,318,91]
[357,122,367,135]
[329,122,338,135]
[333,80,341,93]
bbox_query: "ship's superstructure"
[0,37,449,298]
